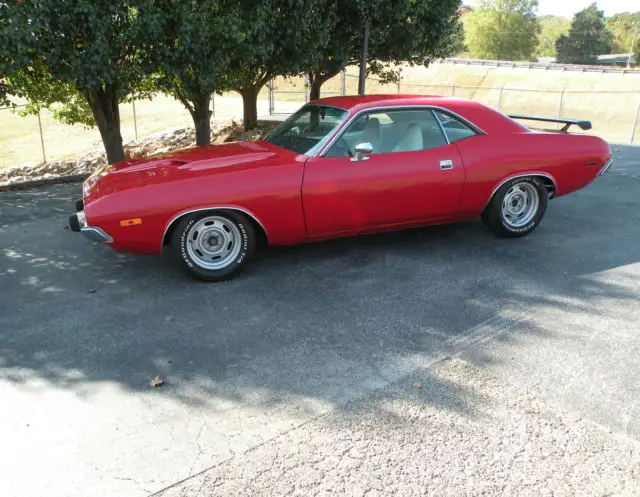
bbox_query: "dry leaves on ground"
[1,120,280,186]
[150,376,164,388]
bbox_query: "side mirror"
[351,142,373,162]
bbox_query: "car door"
[301,108,466,238]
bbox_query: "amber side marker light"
[120,218,142,227]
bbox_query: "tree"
[1,1,146,164]
[303,0,352,102]
[536,16,571,57]
[1,59,99,128]
[366,0,464,83]
[304,0,463,101]
[606,12,640,63]
[555,3,614,65]
[139,1,239,146]
[221,0,333,130]
[463,0,541,61]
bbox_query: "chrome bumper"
[599,159,613,176]
[68,209,113,243]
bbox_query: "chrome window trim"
[484,173,558,210]
[432,109,483,144]
[432,110,451,145]
[316,104,487,157]
[160,206,269,251]
[305,102,349,111]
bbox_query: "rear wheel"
[482,177,548,237]
[171,211,256,281]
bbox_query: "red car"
[69,95,612,281]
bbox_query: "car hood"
[83,140,287,200]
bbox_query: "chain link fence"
[2,68,640,169]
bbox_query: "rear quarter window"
[434,111,478,143]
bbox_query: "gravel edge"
[0,173,89,193]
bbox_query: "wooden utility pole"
[628,22,639,69]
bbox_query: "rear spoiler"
[508,115,592,132]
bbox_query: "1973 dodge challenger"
[69,95,612,281]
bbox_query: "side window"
[325,108,448,157]
[434,110,478,143]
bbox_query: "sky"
[536,0,638,18]
[470,1,639,18]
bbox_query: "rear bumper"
[68,203,113,243]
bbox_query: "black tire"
[170,210,256,282]
[481,177,548,237]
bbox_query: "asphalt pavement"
[1,144,639,496]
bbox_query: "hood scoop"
[112,158,188,173]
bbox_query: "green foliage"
[304,0,462,97]
[536,16,571,57]
[223,1,331,90]
[302,0,356,90]
[556,3,614,64]
[606,12,640,57]
[1,0,149,163]
[140,2,236,107]
[218,0,337,129]
[2,61,96,127]
[463,0,541,61]
[138,1,242,143]
[0,0,472,149]
[367,0,463,70]
[1,1,146,101]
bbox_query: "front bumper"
[68,202,113,243]
[599,158,613,176]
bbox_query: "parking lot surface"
[1,144,639,496]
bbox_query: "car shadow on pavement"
[1,172,639,422]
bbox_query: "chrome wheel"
[185,216,242,270]
[501,182,540,228]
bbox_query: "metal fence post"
[556,89,565,129]
[630,99,640,144]
[340,70,346,96]
[450,84,456,97]
[397,80,401,94]
[496,84,505,111]
[268,80,275,116]
[37,109,47,164]
[211,93,215,118]
[132,99,138,140]
[304,75,310,103]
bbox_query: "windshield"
[264,104,348,155]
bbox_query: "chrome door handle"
[440,160,453,170]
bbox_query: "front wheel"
[482,177,548,237]
[171,211,256,281]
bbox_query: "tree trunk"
[308,69,342,101]
[85,86,125,164]
[309,78,322,101]
[189,94,212,146]
[239,86,259,131]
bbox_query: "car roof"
[311,94,447,110]
[309,94,527,135]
